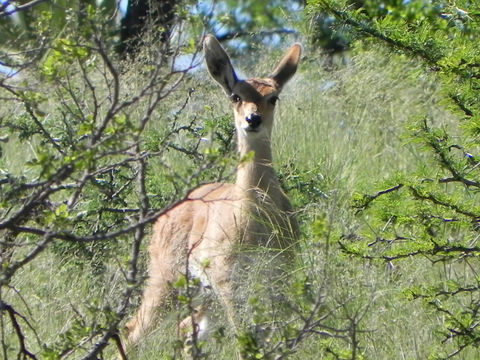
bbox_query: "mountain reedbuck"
[126,35,302,346]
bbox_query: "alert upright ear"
[203,35,239,95]
[270,43,302,89]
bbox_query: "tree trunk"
[118,0,175,57]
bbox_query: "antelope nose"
[246,114,262,128]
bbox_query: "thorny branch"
[216,29,297,42]
[353,184,404,213]
[0,301,37,359]
[0,15,206,359]
[84,138,152,359]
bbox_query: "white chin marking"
[241,125,260,134]
[197,316,209,340]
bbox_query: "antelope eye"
[269,96,279,105]
[230,93,241,103]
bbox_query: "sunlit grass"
[3,43,474,359]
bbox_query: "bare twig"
[0,301,37,359]
[0,0,48,18]
[216,29,297,42]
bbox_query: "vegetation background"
[1,0,479,359]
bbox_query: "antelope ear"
[203,35,238,95]
[270,43,302,88]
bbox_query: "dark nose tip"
[246,114,262,128]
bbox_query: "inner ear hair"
[270,43,302,88]
[203,35,239,95]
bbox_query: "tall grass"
[251,43,462,359]
[272,47,439,359]
[3,43,474,359]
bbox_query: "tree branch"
[0,0,48,18]
[0,301,37,359]
[216,29,297,42]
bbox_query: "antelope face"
[203,33,301,139]
[230,78,279,137]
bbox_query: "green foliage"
[0,1,117,51]
[9,0,480,359]
[279,162,328,210]
[0,2,216,358]
[308,0,480,357]
[196,0,302,46]
[2,32,444,358]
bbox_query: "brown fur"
[125,35,302,345]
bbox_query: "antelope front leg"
[207,256,241,333]
[125,266,176,346]
[125,282,162,345]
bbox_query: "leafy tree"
[1,0,305,58]
[206,0,303,43]
[0,3,208,358]
[0,2,338,359]
[307,0,480,357]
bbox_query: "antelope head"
[203,35,302,142]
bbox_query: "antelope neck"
[235,134,280,195]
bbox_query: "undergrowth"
[1,38,472,359]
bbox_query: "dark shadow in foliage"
[117,0,176,57]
